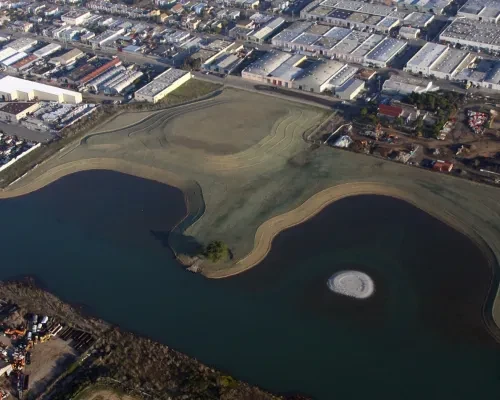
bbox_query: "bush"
[204,241,229,262]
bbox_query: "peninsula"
[1,88,500,341]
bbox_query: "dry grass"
[75,386,140,400]
[159,79,222,106]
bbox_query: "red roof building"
[80,57,121,84]
[378,104,403,118]
[433,160,454,172]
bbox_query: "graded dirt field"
[24,338,78,396]
[2,87,500,335]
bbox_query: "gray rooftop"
[365,37,407,63]
[135,68,189,97]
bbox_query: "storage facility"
[300,0,402,33]
[134,68,191,103]
[440,18,500,53]
[404,42,475,79]
[457,0,500,23]
[33,43,62,58]
[456,59,500,91]
[0,102,40,122]
[0,76,82,104]
[49,48,84,66]
[271,23,407,67]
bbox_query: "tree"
[360,107,368,117]
[204,241,229,262]
[394,116,403,126]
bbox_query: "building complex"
[440,18,500,54]
[0,76,82,104]
[272,22,406,67]
[404,42,475,80]
[134,68,191,103]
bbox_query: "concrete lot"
[0,121,54,143]
[24,338,77,397]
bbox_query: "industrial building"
[248,17,285,44]
[33,43,61,58]
[457,0,500,23]
[382,75,436,96]
[335,78,365,99]
[399,26,420,40]
[402,12,434,28]
[300,0,402,34]
[271,23,407,67]
[404,42,475,79]
[241,49,361,94]
[61,10,91,25]
[395,0,453,15]
[440,18,500,53]
[134,68,191,103]
[202,42,246,75]
[456,59,500,91]
[0,102,40,122]
[0,76,82,104]
[49,48,84,66]
[5,37,37,52]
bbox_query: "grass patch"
[159,79,222,106]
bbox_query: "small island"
[327,271,375,299]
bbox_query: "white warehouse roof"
[0,76,82,103]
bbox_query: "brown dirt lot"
[24,338,78,397]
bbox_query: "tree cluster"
[204,240,229,262]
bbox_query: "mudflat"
[2,88,500,333]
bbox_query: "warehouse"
[61,10,91,25]
[457,0,500,23]
[404,42,473,79]
[335,77,364,100]
[293,59,349,92]
[456,59,500,91]
[0,76,82,104]
[49,48,84,66]
[395,0,452,15]
[271,23,407,67]
[300,0,402,33]
[399,26,420,40]
[134,68,191,103]
[5,37,37,52]
[364,37,407,68]
[242,50,296,83]
[33,43,62,58]
[440,18,500,53]
[402,12,434,28]
[248,17,285,44]
[382,75,435,96]
[0,102,40,122]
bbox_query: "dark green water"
[1,171,499,400]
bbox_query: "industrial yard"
[0,280,284,400]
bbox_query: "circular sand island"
[327,271,375,299]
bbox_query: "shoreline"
[2,161,500,340]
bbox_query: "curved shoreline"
[2,162,500,339]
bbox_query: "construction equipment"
[4,328,26,337]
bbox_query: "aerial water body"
[0,170,499,400]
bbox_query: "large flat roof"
[431,47,471,74]
[365,37,406,63]
[294,59,347,87]
[243,50,292,77]
[135,68,189,97]
[440,18,500,47]
[0,76,80,97]
[406,42,447,69]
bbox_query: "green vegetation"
[204,240,229,262]
[159,79,222,106]
[405,91,463,138]
[219,375,238,388]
